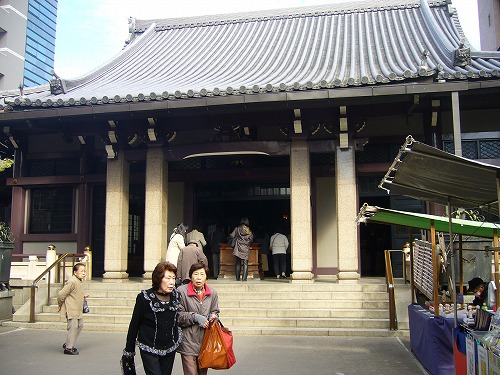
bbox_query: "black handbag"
[120,355,136,375]
[83,299,89,313]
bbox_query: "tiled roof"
[2,0,500,110]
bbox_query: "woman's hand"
[83,293,89,298]
[208,314,218,323]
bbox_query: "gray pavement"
[0,325,429,375]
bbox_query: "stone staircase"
[4,278,410,337]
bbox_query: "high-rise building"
[478,0,500,51]
[0,0,58,91]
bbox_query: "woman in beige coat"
[57,263,88,355]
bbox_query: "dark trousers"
[212,253,220,278]
[140,350,176,375]
[273,253,287,276]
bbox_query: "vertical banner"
[466,334,476,375]
[477,342,489,375]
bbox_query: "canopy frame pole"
[431,220,440,316]
[448,199,457,327]
[459,234,463,296]
[494,229,499,309]
[410,229,415,304]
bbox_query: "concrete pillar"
[290,140,314,281]
[103,152,130,281]
[143,148,168,279]
[336,142,360,282]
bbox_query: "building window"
[29,187,74,233]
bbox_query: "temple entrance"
[194,182,291,277]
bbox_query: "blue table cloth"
[408,304,456,375]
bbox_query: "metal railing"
[29,252,88,323]
[384,249,399,330]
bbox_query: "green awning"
[357,203,500,239]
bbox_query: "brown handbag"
[198,320,236,369]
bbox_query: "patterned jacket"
[124,288,182,356]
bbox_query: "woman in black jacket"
[123,261,182,375]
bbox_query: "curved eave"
[2,0,500,111]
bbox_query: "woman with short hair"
[123,261,182,375]
[177,262,220,375]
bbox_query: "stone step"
[48,296,389,310]
[42,304,388,319]
[73,280,388,293]
[10,277,408,337]
[19,311,391,329]
[0,320,409,338]
[56,289,388,300]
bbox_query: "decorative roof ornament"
[126,17,137,44]
[418,49,430,75]
[49,70,66,95]
[453,40,471,67]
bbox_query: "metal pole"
[448,199,457,327]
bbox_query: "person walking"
[177,263,220,375]
[166,223,188,267]
[177,242,208,284]
[122,262,182,375]
[269,229,289,279]
[229,217,253,281]
[57,263,89,355]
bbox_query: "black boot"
[242,260,248,281]
[235,258,241,281]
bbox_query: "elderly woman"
[123,262,182,375]
[166,223,188,267]
[229,217,253,281]
[177,262,220,375]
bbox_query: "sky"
[53,0,480,79]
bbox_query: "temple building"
[0,0,499,281]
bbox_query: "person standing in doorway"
[229,217,253,281]
[57,263,89,355]
[166,223,188,267]
[209,224,226,279]
[269,229,289,279]
[187,225,207,253]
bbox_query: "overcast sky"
[53,0,480,79]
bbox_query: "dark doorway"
[194,182,290,235]
[359,196,392,276]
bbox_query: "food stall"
[363,135,500,374]
[357,204,500,374]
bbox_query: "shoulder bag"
[198,320,236,369]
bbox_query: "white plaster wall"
[315,177,338,268]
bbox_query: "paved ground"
[0,325,429,375]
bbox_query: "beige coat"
[57,275,84,320]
